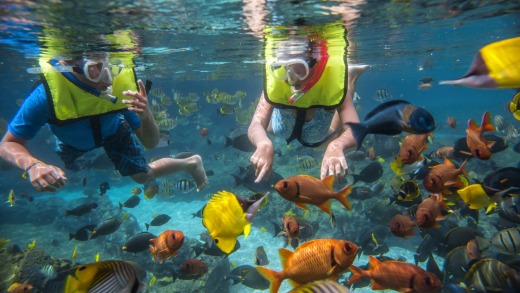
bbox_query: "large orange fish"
[274,175,352,214]
[398,133,431,165]
[348,256,442,292]
[257,239,359,293]
[389,214,416,239]
[423,159,467,194]
[149,230,184,263]
[464,111,495,160]
[415,195,450,229]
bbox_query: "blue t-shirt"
[8,83,141,151]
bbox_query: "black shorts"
[56,120,148,176]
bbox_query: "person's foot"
[348,64,370,76]
[187,155,208,191]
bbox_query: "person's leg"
[132,155,207,191]
[329,64,370,133]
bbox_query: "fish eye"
[344,242,352,252]
[283,181,289,189]
[424,276,432,286]
[79,266,87,271]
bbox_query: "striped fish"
[373,88,392,103]
[63,260,145,293]
[464,258,518,292]
[176,179,195,193]
[289,280,351,293]
[296,155,318,170]
[491,227,520,255]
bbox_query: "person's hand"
[122,79,151,120]
[250,141,274,183]
[28,162,67,192]
[321,142,348,183]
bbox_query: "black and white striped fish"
[176,179,195,193]
[63,260,145,293]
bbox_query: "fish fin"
[368,255,381,270]
[336,184,352,210]
[459,159,469,176]
[295,202,308,210]
[347,265,367,284]
[468,119,480,132]
[224,136,233,148]
[481,111,495,132]
[243,223,251,238]
[215,237,237,254]
[487,141,496,149]
[288,279,302,288]
[485,203,497,214]
[322,175,335,191]
[458,150,473,156]
[346,122,369,150]
[371,280,386,290]
[278,248,293,269]
[272,221,282,237]
[444,158,455,167]
[149,245,158,263]
[256,266,282,293]
[398,288,414,293]
[317,200,332,214]
[145,223,150,231]
[475,236,491,251]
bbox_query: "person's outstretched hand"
[321,142,348,183]
[250,141,274,183]
[122,79,151,120]
[28,161,67,192]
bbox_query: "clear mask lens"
[82,57,123,84]
[270,58,309,85]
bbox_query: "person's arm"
[248,92,275,182]
[122,79,159,149]
[320,92,359,181]
[0,132,66,191]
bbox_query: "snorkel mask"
[73,54,124,84]
[270,58,310,86]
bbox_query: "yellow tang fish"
[202,190,266,254]
[457,184,498,214]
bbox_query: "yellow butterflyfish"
[27,240,36,249]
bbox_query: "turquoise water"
[1,1,520,292]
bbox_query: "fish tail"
[224,136,233,148]
[347,265,368,285]
[480,111,495,132]
[118,203,123,210]
[149,245,158,263]
[145,223,150,231]
[346,122,369,150]
[336,184,352,210]
[231,174,242,187]
[256,266,282,293]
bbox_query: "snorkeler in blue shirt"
[0,53,208,193]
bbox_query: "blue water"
[1,1,520,292]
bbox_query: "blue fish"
[347,100,435,150]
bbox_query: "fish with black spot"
[123,232,157,253]
[347,100,436,150]
[99,182,110,196]
[65,202,98,217]
[69,224,97,241]
[92,218,121,236]
[145,214,171,231]
[119,195,140,209]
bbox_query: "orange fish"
[368,147,377,161]
[447,116,457,129]
[257,239,359,293]
[149,230,184,263]
[465,111,495,160]
[274,175,352,214]
[280,215,301,248]
[433,146,454,160]
[398,133,431,165]
[179,258,208,277]
[415,195,450,229]
[423,159,467,194]
[7,282,34,293]
[389,214,416,239]
[348,256,442,292]
[466,239,481,261]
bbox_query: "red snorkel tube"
[289,40,329,104]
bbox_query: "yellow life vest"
[40,58,138,124]
[264,22,348,109]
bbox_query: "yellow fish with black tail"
[202,190,267,254]
[440,36,520,88]
[509,92,520,121]
[63,260,146,293]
